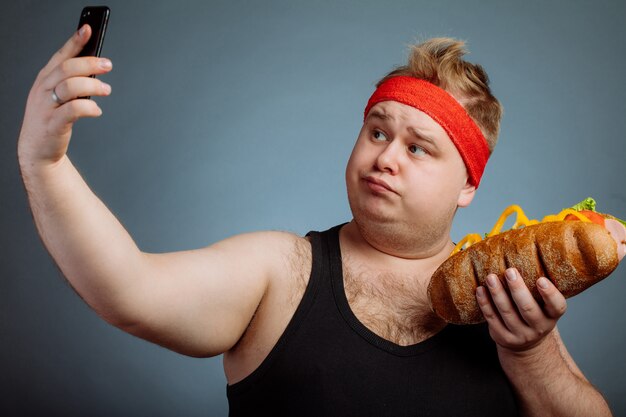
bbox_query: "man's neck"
[341,220,455,273]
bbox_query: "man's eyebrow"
[365,109,392,122]
[409,127,440,149]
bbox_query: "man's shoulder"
[223,229,312,273]
[217,229,309,249]
[242,229,311,251]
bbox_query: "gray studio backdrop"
[2,1,625,415]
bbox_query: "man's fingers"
[502,268,545,327]
[483,273,526,333]
[476,286,508,333]
[50,99,103,132]
[537,277,567,319]
[42,56,112,92]
[477,269,566,351]
[39,24,91,80]
[51,77,112,105]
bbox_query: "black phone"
[77,6,110,58]
[76,6,110,98]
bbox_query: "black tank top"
[227,224,519,416]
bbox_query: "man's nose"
[374,140,402,174]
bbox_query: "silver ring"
[51,87,64,105]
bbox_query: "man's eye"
[372,130,388,141]
[408,144,427,156]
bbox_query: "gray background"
[2,0,625,415]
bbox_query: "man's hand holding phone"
[18,23,112,173]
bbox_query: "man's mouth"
[363,175,398,195]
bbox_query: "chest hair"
[342,255,444,346]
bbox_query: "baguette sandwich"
[428,198,626,324]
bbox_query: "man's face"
[345,100,476,254]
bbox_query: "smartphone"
[77,6,110,98]
[77,6,110,59]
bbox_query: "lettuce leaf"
[569,197,597,212]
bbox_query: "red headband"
[364,76,490,188]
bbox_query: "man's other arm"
[498,327,612,417]
[477,268,612,417]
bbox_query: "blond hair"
[378,38,502,152]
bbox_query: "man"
[18,24,612,416]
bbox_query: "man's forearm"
[20,154,147,325]
[497,331,612,417]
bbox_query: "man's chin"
[350,204,397,227]
[351,209,406,243]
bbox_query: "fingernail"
[505,268,517,282]
[101,82,111,94]
[476,286,485,299]
[486,274,497,288]
[99,59,112,69]
[79,25,86,37]
[538,277,549,289]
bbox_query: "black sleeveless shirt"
[227,224,519,416]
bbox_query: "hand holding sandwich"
[475,266,566,353]
[480,268,612,417]
[455,199,620,416]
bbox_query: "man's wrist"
[18,151,69,182]
[496,329,558,365]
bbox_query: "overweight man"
[18,24,612,416]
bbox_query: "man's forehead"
[366,101,450,144]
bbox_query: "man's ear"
[457,180,476,208]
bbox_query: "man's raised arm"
[17,25,284,357]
